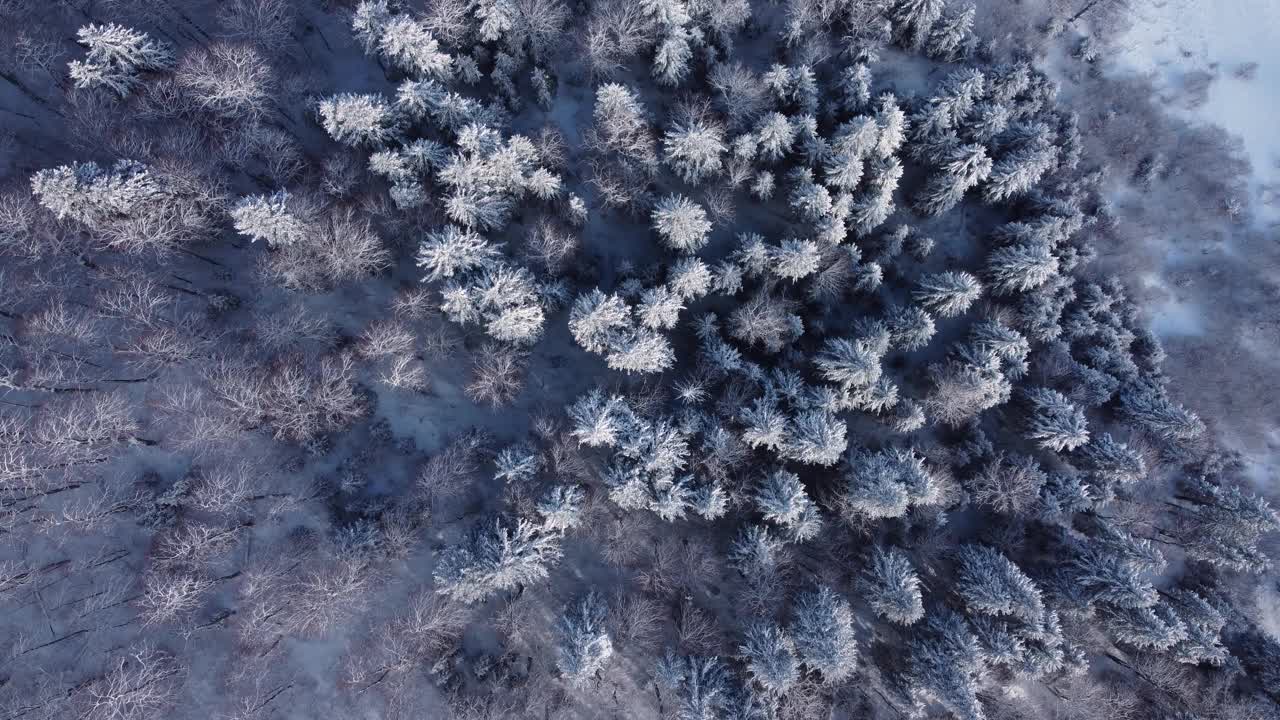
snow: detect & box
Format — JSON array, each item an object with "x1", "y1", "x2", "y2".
[{"x1": 1112, "y1": 0, "x2": 1280, "y2": 222}]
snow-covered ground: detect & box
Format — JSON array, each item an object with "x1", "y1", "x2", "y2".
[{"x1": 1114, "y1": 0, "x2": 1280, "y2": 222}]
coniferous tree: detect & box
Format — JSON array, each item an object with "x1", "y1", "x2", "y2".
[
  {"x1": 913, "y1": 272, "x2": 983, "y2": 318},
  {"x1": 556, "y1": 591, "x2": 614, "y2": 685},
  {"x1": 862, "y1": 546, "x2": 925, "y2": 625},
  {"x1": 889, "y1": 0, "x2": 946, "y2": 51},
  {"x1": 1024, "y1": 387, "x2": 1090, "y2": 452},
  {"x1": 908, "y1": 611, "x2": 987, "y2": 720},
  {"x1": 926, "y1": 3, "x2": 975, "y2": 62},
  {"x1": 790, "y1": 586, "x2": 858, "y2": 682},
  {"x1": 954, "y1": 544, "x2": 1045, "y2": 621},
  {"x1": 755, "y1": 469, "x2": 822, "y2": 542},
  {"x1": 652, "y1": 194, "x2": 713, "y2": 254},
  {"x1": 434, "y1": 517, "x2": 563, "y2": 604},
  {"x1": 318, "y1": 93, "x2": 403, "y2": 148},
  {"x1": 231, "y1": 191, "x2": 309, "y2": 248},
  {"x1": 664, "y1": 115, "x2": 727, "y2": 185},
  {"x1": 69, "y1": 23, "x2": 173, "y2": 96},
  {"x1": 740, "y1": 621, "x2": 799, "y2": 696}
]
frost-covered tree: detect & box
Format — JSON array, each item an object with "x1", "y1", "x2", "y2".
[
  {"x1": 984, "y1": 138, "x2": 1058, "y2": 203},
  {"x1": 652, "y1": 194, "x2": 712, "y2": 253},
  {"x1": 985, "y1": 242, "x2": 1059, "y2": 294},
  {"x1": 842, "y1": 445, "x2": 938, "y2": 520},
  {"x1": 1024, "y1": 388, "x2": 1090, "y2": 452},
  {"x1": 769, "y1": 239, "x2": 822, "y2": 281},
  {"x1": 30, "y1": 160, "x2": 163, "y2": 225},
  {"x1": 1103, "y1": 603, "x2": 1188, "y2": 652},
  {"x1": 926, "y1": 3, "x2": 975, "y2": 62},
  {"x1": 537, "y1": 485, "x2": 586, "y2": 532},
  {"x1": 567, "y1": 389, "x2": 631, "y2": 447},
  {"x1": 862, "y1": 546, "x2": 925, "y2": 625},
  {"x1": 890, "y1": 0, "x2": 946, "y2": 51},
  {"x1": 783, "y1": 409, "x2": 847, "y2": 466},
  {"x1": 886, "y1": 304, "x2": 937, "y2": 351},
  {"x1": 557, "y1": 591, "x2": 614, "y2": 685},
  {"x1": 908, "y1": 611, "x2": 987, "y2": 720},
  {"x1": 755, "y1": 469, "x2": 821, "y2": 542},
  {"x1": 916, "y1": 143, "x2": 992, "y2": 216},
  {"x1": 1177, "y1": 475, "x2": 1280, "y2": 573},
  {"x1": 664, "y1": 115, "x2": 726, "y2": 185},
  {"x1": 740, "y1": 621, "x2": 798, "y2": 696},
  {"x1": 815, "y1": 336, "x2": 885, "y2": 390},
  {"x1": 69, "y1": 23, "x2": 173, "y2": 96},
  {"x1": 755, "y1": 112, "x2": 796, "y2": 163},
  {"x1": 954, "y1": 544, "x2": 1044, "y2": 621},
  {"x1": 1166, "y1": 589, "x2": 1228, "y2": 666},
  {"x1": 637, "y1": 286, "x2": 685, "y2": 330},
  {"x1": 668, "y1": 257, "x2": 714, "y2": 300},
  {"x1": 376, "y1": 15, "x2": 453, "y2": 79},
  {"x1": 790, "y1": 586, "x2": 858, "y2": 683},
  {"x1": 569, "y1": 290, "x2": 633, "y2": 354},
  {"x1": 1075, "y1": 433, "x2": 1145, "y2": 486},
  {"x1": 655, "y1": 652, "x2": 731, "y2": 720},
  {"x1": 913, "y1": 272, "x2": 983, "y2": 318},
  {"x1": 231, "y1": 191, "x2": 309, "y2": 248},
  {"x1": 434, "y1": 517, "x2": 563, "y2": 603},
  {"x1": 416, "y1": 225, "x2": 503, "y2": 282},
  {"x1": 318, "y1": 93, "x2": 402, "y2": 148},
  {"x1": 592, "y1": 83, "x2": 659, "y2": 171},
  {"x1": 1119, "y1": 379, "x2": 1205, "y2": 444}
]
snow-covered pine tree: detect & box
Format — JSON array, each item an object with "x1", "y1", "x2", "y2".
[
  {"x1": 556, "y1": 591, "x2": 614, "y2": 685},
  {"x1": 31, "y1": 160, "x2": 162, "y2": 225},
  {"x1": 69, "y1": 24, "x2": 173, "y2": 97},
  {"x1": 889, "y1": 0, "x2": 946, "y2": 52},
  {"x1": 954, "y1": 544, "x2": 1045, "y2": 620},
  {"x1": 754, "y1": 469, "x2": 822, "y2": 542},
  {"x1": 652, "y1": 194, "x2": 712, "y2": 254},
  {"x1": 789, "y1": 586, "x2": 858, "y2": 682},
  {"x1": 416, "y1": 225, "x2": 504, "y2": 282},
  {"x1": 913, "y1": 272, "x2": 983, "y2": 318},
  {"x1": 925, "y1": 3, "x2": 975, "y2": 62},
  {"x1": 985, "y1": 242, "x2": 1060, "y2": 294},
  {"x1": 318, "y1": 93, "x2": 403, "y2": 148},
  {"x1": 862, "y1": 546, "x2": 925, "y2": 625},
  {"x1": 908, "y1": 611, "x2": 987, "y2": 720},
  {"x1": 740, "y1": 621, "x2": 799, "y2": 696},
  {"x1": 377, "y1": 15, "x2": 453, "y2": 79},
  {"x1": 1024, "y1": 387, "x2": 1090, "y2": 452},
  {"x1": 664, "y1": 115, "x2": 727, "y2": 185},
  {"x1": 231, "y1": 191, "x2": 309, "y2": 248}
]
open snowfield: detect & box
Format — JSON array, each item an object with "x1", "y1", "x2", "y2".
[{"x1": 1115, "y1": 0, "x2": 1280, "y2": 222}]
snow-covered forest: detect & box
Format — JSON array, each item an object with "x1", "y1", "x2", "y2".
[{"x1": 1, "y1": 0, "x2": 1278, "y2": 719}]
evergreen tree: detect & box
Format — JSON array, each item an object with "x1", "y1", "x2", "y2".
[
  {"x1": 31, "y1": 160, "x2": 162, "y2": 225},
  {"x1": 790, "y1": 586, "x2": 858, "y2": 682},
  {"x1": 862, "y1": 546, "x2": 925, "y2": 625},
  {"x1": 416, "y1": 225, "x2": 504, "y2": 282},
  {"x1": 1024, "y1": 388, "x2": 1090, "y2": 452},
  {"x1": 769, "y1": 239, "x2": 822, "y2": 281},
  {"x1": 318, "y1": 93, "x2": 403, "y2": 148},
  {"x1": 985, "y1": 242, "x2": 1059, "y2": 294},
  {"x1": 886, "y1": 304, "x2": 937, "y2": 351},
  {"x1": 926, "y1": 3, "x2": 975, "y2": 62},
  {"x1": 740, "y1": 621, "x2": 798, "y2": 696},
  {"x1": 913, "y1": 272, "x2": 983, "y2": 318},
  {"x1": 815, "y1": 337, "x2": 884, "y2": 390},
  {"x1": 606, "y1": 329, "x2": 677, "y2": 374},
  {"x1": 653, "y1": 194, "x2": 713, "y2": 254},
  {"x1": 1103, "y1": 603, "x2": 1188, "y2": 652},
  {"x1": 377, "y1": 15, "x2": 453, "y2": 79},
  {"x1": 69, "y1": 24, "x2": 173, "y2": 97},
  {"x1": 755, "y1": 469, "x2": 822, "y2": 542},
  {"x1": 556, "y1": 591, "x2": 614, "y2": 685},
  {"x1": 908, "y1": 611, "x2": 987, "y2": 720},
  {"x1": 890, "y1": 0, "x2": 946, "y2": 52},
  {"x1": 954, "y1": 544, "x2": 1045, "y2": 620},
  {"x1": 434, "y1": 517, "x2": 563, "y2": 603},
  {"x1": 567, "y1": 389, "x2": 632, "y2": 448},
  {"x1": 668, "y1": 257, "x2": 714, "y2": 300},
  {"x1": 664, "y1": 117, "x2": 727, "y2": 185},
  {"x1": 231, "y1": 191, "x2": 309, "y2": 248},
  {"x1": 569, "y1": 290, "x2": 633, "y2": 355},
  {"x1": 655, "y1": 652, "x2": 731, "y2": 720},
  {"x1": 755, "y1": 112, "x2": 796, "y2": 163},
  {"x1": 730, "y1": 524, "x2": 787, "y2": 573},
  {"x1": 782, "y1": 410, "x2": 847, "y2": 466},
  {"x1": 1119, "y1": 379, "x2": 1206, "y2": 444},
  {"x1": 1167, "y1": 589, "x2": 1228, "y2": 666},
  {"x1": 842, "y1": 446, "x2": 938, "y2": 520}
]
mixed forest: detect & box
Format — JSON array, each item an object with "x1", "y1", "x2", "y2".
[{"x1": 0, "y1": 0, "x2": 1277, "y2": 719}]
